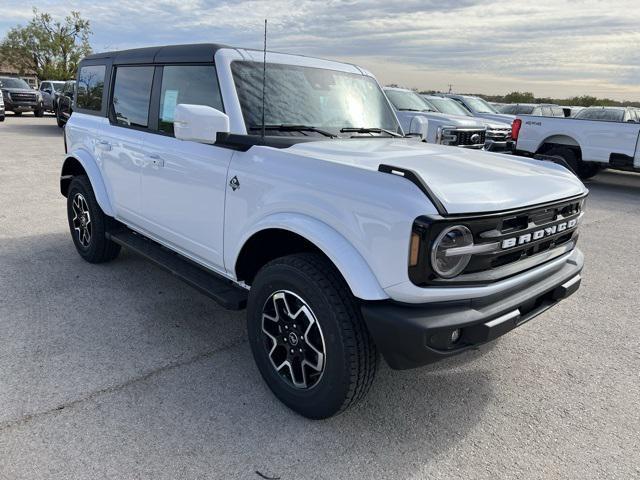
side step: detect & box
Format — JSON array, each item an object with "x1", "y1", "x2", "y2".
[{"x1": 106, "y1": 229, "x2": 248, "y2": 310}]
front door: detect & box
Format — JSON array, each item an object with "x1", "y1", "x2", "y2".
[{"x1": 138, "y1": 64, "x2": 230, "y2": 272}]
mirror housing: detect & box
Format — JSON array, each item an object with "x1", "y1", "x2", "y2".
[
  {"x1": 408, "y1": 116, "x2": 429, "y2": 141},
  {"x1": 174, "y1": 104, "x2": 230, "y2": 144},
  {"x1": 44, "y1": 88, "x2": 52, "y2": 94}
]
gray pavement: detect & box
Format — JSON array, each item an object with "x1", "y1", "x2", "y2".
[{"x1": 0, "y1": 115, "x2": 638, "y2": 479}]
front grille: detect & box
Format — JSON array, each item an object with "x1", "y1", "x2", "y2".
[
  {"x1": 486, "y1": 128, "x2": 511, "y2": 142},
  {"x1": 409, "y1": 196, "x2": 585, "y2": 286},
  {"x1": 10, "y1": 92, "x2": 37, "y2": 103},
  {"x1": 455, "y1": 129, "x2": 485, "y2": 146}
]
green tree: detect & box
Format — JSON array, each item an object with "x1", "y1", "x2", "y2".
[
  {"x1": 503, "y1": 91, "x2": 536, "y2": 104},
  {"x1": 0, "y1": 9, "x2": 92, "y2": 81}
]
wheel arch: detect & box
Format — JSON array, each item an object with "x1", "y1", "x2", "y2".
[
  {"x1": 61, "y1": 151, "x2": 114, "y2": 216},
  {"x1": 233, "y1": 214, "x2": 388, "y2": 301},
  {"x1": 536, "y1": 135, "x2": 581, "y2": 157}
]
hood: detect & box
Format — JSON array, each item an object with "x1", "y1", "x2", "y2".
[
  {"x1": 285, "y1": 138, "x2": 586, "y2": 214},
  {"x1": 474, "y1": 112, "x2": 515, "y2": 123},
  {"x1": 397, "y1": 110, "x2": 486, "y2": 128}
]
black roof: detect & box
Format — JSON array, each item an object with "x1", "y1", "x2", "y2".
[{"x1": 82, "y1": 43, "x2": 229, "y2": 65}]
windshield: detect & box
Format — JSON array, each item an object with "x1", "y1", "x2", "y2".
[
  {"x1": 462, "y1": 96, "x2": 498, "y2": 114},
  {"x1": 0, "y1": 78, "x2": 31, "y2": 89},
  {"x1": 231, "y1": 61, "x2": 400, "y2": 137},
  {"x1": 385, "y1": 89, "x2": 433, "y2": 112},
  {"x1": 426, "y1": 96, "x2": 471, "y2": 116}
]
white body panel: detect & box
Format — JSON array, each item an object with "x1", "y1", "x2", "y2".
[
  {"x1": 138, "y1": 134, "x2": 232, "y2": 271},
  {"x1": 64, "y1": 47, "x2": 588, "y2": 305},
  {"x1": 515, "y1": 115, "x2": 640, "y2": 168}
]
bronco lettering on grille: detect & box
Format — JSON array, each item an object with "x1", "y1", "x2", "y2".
[{"x1": 501, "y1": 218, "x2": 578, "y2": 249}]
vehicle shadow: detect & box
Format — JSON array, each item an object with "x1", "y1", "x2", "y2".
[
  {"x1": 1, "y1": 230, "x2": 494, "y2": 477},
  {"x1": 584, "y1": 169, "x2": 640, "y2": 198},
  {"x1": 0, "y1": 119, "x2": 62, "y2": 137}
]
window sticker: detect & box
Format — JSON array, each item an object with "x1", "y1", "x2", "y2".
[{"x1": 162, "y1": 89, "x2": 179, "y2": 121}]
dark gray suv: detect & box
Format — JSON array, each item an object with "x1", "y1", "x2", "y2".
[{"x1": 0, "y1": 77, "x2": 45, "y2": 117}]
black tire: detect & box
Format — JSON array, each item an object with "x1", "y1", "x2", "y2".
[
  {"x1": 247, "y1": 253, "x2": 378, "y2": 419},
  {"x1": 0, "y1": 115, "x2": 4, "y2": 122},
  {"x1": 67, "y1": 175, "x2": 121, "y2": 263},
  {"x1": 56, "y1": 108, "x2": 65, "y2": 128},
  {"x1": 13, "y1": 111, "x2": 22, "y2": 117},
  {"x1": 546, "y1": 146, "x2": 600, "y2": 180},
  {"x1": 34, "y1": 107, "x2": 44, "y2": 117}
]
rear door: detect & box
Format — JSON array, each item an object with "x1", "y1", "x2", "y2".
[
  {"x1": 98, "y1": 65, "x2": 155, "y2": 225},
  {"x1": 138, "y1": 64, "x2": 232, "y2": 272}
]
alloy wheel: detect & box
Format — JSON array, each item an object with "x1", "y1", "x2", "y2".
[
  {"x1": 71, "y1": 193, "x2": 92, "y2": 248},
  {"x1": 261, "y1": 290, "x2": 326, "y2": 389}
]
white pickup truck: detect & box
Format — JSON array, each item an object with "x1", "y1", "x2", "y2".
[
  {"x1": 62, "y1": 43, "x2": 587, "y2": 418},
  {"x1": 512, "y1": 112, "x2": 640, "y2": 179}
]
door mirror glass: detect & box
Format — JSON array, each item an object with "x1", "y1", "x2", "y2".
[
  {"x1": 174, "y1": 104, "x2": 230, "y2": 144},
  {"x1": 45, "y1": 88, "x2": 52, "y2": 94}
]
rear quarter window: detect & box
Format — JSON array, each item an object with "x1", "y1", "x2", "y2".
[{"x1": 77, "y1": 65, "x2": 106, "y2": 111}]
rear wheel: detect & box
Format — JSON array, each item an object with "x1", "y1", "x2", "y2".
[
  {"x1": 247, "y1": 253, "x2": 378, "y2": 419},
  {"x1": 34, "y1": 107, "x2": 44, "y2": 117},
  {"x1": 66, "y1": 175, "x2": 121, "y2": 263},
  {"x1": 13, "y1": 111, "x2": 22, "y2": 117},
  {"x1": 546, "y1": 146, "x2": 600, "y2": 180}
]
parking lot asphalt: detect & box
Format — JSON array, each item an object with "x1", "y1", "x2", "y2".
[{"x1": 0, "y1": 115, "x2": 638, "y2": 480}]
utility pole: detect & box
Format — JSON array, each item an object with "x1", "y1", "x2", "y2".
[{"x1": 448, "y1": 83, "x2": 453, "y2": 93}]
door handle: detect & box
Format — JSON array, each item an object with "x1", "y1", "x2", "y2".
[
  {"x1": 147, "y1": 153, "x2": 164, "y2": 167},
  {"x1": 96, "y1": 140, "x2": 112, "y2": 151}
]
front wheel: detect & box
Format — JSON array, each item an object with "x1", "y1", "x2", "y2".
[
  {"x1": 34, "y1": 107, "x2": 44, "y2": 117},
  {"x1": 66, "y1": 175, "x2": 121, "y2": 263},
  {"x1": 56, "y1": 108, "x2": 65, "y2": 128},
  {"x1": 247, "y1": 253, "x2": 378, "y2": 419}
]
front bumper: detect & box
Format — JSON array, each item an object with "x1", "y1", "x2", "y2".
[
  {"x1": 5, "y1": 100, "x2": 41, "y2": 112},
  {"x1": 361, "y1": 249, "x2": 583, "y2": 369}
]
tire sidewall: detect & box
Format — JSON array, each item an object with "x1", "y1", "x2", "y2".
[{"x1": 247, "y1": 261, "x2": 353, "y2": 418}]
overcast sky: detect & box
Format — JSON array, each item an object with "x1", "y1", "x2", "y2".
[{"x1": 2, "y1": 0, "x2": 640, "y2": 100}]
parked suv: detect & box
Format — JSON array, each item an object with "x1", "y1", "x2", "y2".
[
  {"x1": 0, "y1": 89, "x2": 5, "y2": 121},
  {"x1": 56, "y1": 80, "x2": 75, "y2": 127},
  {"x1": 0, "y1": 76, "x2": 45, "y2": 116},
  {"x1": 62, "y1": 44, "x2": 587, "y2": 418},
  {"x1": 39, "y1": 80, "x2": 65, "y2": 112},
  {"x1": 384, "y1": 87, "x2": 487, "y2": 149}
]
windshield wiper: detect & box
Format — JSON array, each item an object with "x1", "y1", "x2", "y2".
[
  {"x1": 339, "y1": 127, "x2": 403, "y2": 138},
  {"x1": 248, "y1": 124, "x2": 336, "y2": 138}
]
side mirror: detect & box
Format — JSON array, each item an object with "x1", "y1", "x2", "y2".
[
  {"x1": 65, "y1": 91, "x2": 74, "y2": 99},
  {"x1": 44, "y1": 88, "x2": 52, "y2": 94},
  {"x1": 174, "y1": 104, "x2": 230, "y2": 144},
  {"x1": 408, "y1": 116, "x2": 429, "y2": 141}
]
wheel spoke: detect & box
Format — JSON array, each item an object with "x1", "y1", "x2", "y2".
[{"x1": 261, "y1": 290, "x2": 326, "y2": 390}]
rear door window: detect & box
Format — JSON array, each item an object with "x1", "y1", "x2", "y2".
[
  {"x1": 111, "y1": 66, "x2": 154, "y2": 128},
  {"x1": 158, "y1": 65, "x2": 223, "y2": 135}
]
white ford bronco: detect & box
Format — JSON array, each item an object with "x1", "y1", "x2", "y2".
[{"x1": 62, "y1": 43, "x2": 587, "y2": 418}]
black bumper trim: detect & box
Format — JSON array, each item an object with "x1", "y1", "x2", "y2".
[{"x1": 361, "y1": 258, "x2": 582, "y2": 370}]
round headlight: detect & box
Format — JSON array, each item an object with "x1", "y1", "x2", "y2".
[{"x1": 430, "y1": 225, "x2": 473, "y2": 279}]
